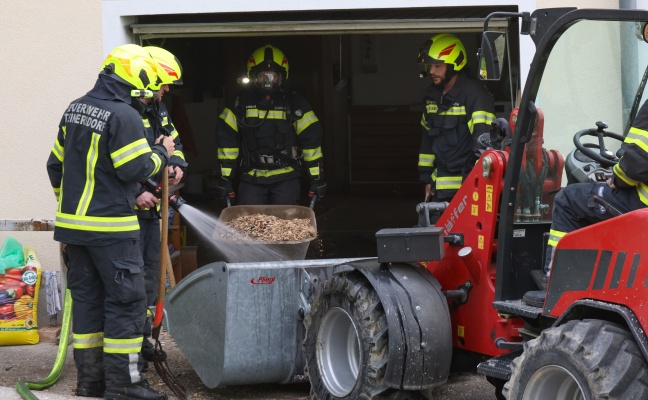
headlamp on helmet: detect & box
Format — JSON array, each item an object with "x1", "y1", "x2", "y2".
[{"x1": 131, "y1": 90, "x2": 155, "y2": 98}]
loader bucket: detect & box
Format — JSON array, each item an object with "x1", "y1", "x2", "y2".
[{"x1": 215, "y1": 205, "x2": 317, "y2": 262}]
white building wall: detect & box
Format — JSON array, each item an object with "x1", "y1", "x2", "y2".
[
  {"x1": 534, "y1": 0, "x2": 645, "y2": 163},
  {"x1": 0, "y1": 1, "x2": 102, "y2": 271}
]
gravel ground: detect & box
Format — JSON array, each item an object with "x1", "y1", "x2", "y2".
[{"x1": 0, "y1": 329, "x2": 498, "y2": 400}]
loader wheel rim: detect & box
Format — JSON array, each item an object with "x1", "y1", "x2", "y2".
[
  {"x1": 316, "y1": 306, "x2": 361, "y2": 397},
  {"x1": 523, "y1": 365, "x2": 585, "y2": 400}
]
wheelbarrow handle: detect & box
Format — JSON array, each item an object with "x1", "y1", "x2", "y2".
[
  {"x1": 224, "y1": 192, "x2": 236, "y2": 208},
  {"x1": 309, "y1": 194, "x2": 318, "y2": 209}
]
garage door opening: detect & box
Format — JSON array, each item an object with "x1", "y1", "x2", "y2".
[{"x1": 132, "y1": 6, "x2": 519, "y2": 261}]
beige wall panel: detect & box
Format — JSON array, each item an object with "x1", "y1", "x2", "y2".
[{"x1": 0, "y1": 1, "x2": 102, "y2": 271}]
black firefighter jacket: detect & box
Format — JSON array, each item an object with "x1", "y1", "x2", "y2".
[
  {"x1": 135, "y1": 100, "x2": 187, "y2": 219},
  {"x1": 613, "y1": 99, "x2": 648, "y2": 206},
  {"x1": 418, "y1": 74, "x2": 496, "y2": 199},
  {"x1": 47, "y1": 75, "x2": 169, "y2": 246},
  {"x1": 215, "y1": 88, "x2": 324, "y2": 185}
]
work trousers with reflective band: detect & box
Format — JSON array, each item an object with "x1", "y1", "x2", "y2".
[
  {"x1": 66, "y1": 240, "x2": 146, "y2": 387},
  {"x1": 544, "y1": 182, "x2": 645, "y2": 274},
  {"x1": 139, "y1": 217, "x2": 160, "y2": 339},
  {"x1": 238, "y1": 178, "x2": 300, "y2": 205},
  {"x1": 431, "y1": 171, "x2": 462, "y2": 201}
]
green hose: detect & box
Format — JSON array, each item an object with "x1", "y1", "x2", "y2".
[{"x1": 15, "y1": 289, "x2": 72, "y2": 400}]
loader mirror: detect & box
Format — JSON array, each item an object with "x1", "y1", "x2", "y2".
[{"x1": 479, "y1": 31, "x2": 506, "y2": 81}]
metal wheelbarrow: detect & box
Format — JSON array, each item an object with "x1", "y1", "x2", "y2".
[{"x1": 213, "y1": 205, "x2": 317, "y2": 262}]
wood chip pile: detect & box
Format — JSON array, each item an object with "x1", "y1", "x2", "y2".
[{"x1": 221, "y1": 214, "x2": 317, "y2": 242}]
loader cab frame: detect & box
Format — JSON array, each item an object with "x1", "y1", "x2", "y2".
[{"x1": 486, "y1": 8, "x2": 648, "y2": 301}]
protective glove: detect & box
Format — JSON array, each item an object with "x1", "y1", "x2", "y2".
[
  {"x1": 309, "y1": 177, "x2": 327, "y2": 199},
  {"x1": 216, "y1": 177, "x2": 235, "y2": 204}
]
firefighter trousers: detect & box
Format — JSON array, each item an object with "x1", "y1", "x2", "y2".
[
  {"x1": 66, "y1": 240, "x2": 146, "y2": 387},
  {"x1": 138, "y1": 217, "x2": 160, "y2": 339},
  {"x1": 544, "y1": 181, "x2": 645, "y2": 274},
  {"x1": 238, "y1": 178, "x2": 300, "y2": 205}
]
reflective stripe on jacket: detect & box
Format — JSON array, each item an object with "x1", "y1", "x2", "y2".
[
  {"x1": 47, "y1": 78, "x2": 167, "y2": 245},
  {"x1": 215, "y1": 89, "x2": 324, "y2": 185},
  {"x1": 418, "y1": 74, "x2": 496, "y2": 198},
  {"x1": 613, "y1": 100, "x2": 648, "y2": 206},
  {"x1": 136, "y1": 101, "x2": 186, "y2": 219}
]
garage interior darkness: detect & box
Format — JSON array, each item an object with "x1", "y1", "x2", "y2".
[{"x1": 133, "y1": 6, "x2": 520, "y2": 264}]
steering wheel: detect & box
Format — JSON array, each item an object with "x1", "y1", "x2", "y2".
[{"x1": 573, "y1": 121, "x2": 625, "y2": 168}]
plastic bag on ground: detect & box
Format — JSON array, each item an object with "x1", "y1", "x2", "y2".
[{"x1": 0, "y1": 237, "x2": 24, "y2": 273}]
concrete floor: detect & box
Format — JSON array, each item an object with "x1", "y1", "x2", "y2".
[{"x1": 0, "y1": 330, "x2": 497, "y2": 400}]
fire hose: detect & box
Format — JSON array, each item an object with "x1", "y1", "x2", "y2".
[
  {"x1": 15, "y1": 289, "x2": 72, "y2": 400},
  {"x1": 141, "y1": 174, "x2": 186, "y2": 213},
  {"x1": 15, "y1": 186, "x2": 186, "y2": 400},
  {"x1": 16, "y1": 130, "x2": 186, "y2": 398}
]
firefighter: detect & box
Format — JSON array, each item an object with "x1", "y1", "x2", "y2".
[
  {"x1": 215, "y1": 44, "x2": 326, "y2": 205},
  {"x1": 46, "y1": 44, "x2": 174, "y2": 400},
  {"x1": 134, "y1": 46, "x2": 187, "y2": 371},
  {"x1": 417, "y1": 33, "x2": 496, "y2": 203},
  {"x1": 541, "y1": 100, "x2": 648, "y2": 284}
]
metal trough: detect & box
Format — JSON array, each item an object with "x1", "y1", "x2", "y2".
[
  {"x1": 164, "y1": 258, "x2": 369, "y2": 388},
  {"x1": 215, "y1": 205, "x2": 317, "y2": 262}
]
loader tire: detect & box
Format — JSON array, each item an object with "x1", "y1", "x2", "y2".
[
  {"x1": 503, "y1": 319, "x2": 648, "y2": 400},
  {"x1": 304, "y1": 271, "x2": 391, "y2": 400}
]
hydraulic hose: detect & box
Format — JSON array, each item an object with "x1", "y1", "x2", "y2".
[{"x1": 15, "y1": 289, "x2": 72, "y2": 400}]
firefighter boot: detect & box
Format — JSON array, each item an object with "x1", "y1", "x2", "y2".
[
  {"x1": 530, "y1": 270, "x2": 548, "y2": 290},
  {"x1": 75, "y1": 347, "x2": 106, "y2": 397},
  {"x1": 104, "y1": 379, "x2": 168, "y2": 400},
  {"x1": 522, "y1": 290, "x2": 546, "y2": 308},
  {"x1": 77, "y1": 381, "x2": 106, "y2": 397}
]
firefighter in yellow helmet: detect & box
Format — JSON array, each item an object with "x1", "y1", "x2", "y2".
[
  {"x1": 215, "y1": 44, "x2": 326, "y2": 205},
  {"x1": 47, "y1": 43, "x2": 173, "y2": 400},
  {"x1": 132, "y1": 45, "x2": 187, "y2": 372},
  {"x1": 417, "y1": 33, "x2": 496, "y2": 208}
]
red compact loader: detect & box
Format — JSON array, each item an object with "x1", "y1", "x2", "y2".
[{"x1": 164, "y1": 8, "x2": 648, "y2": 399}]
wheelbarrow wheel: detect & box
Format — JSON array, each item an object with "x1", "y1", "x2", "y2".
[{"x1": 304, "y1": 271, "x2": 390, "y2": 400}]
